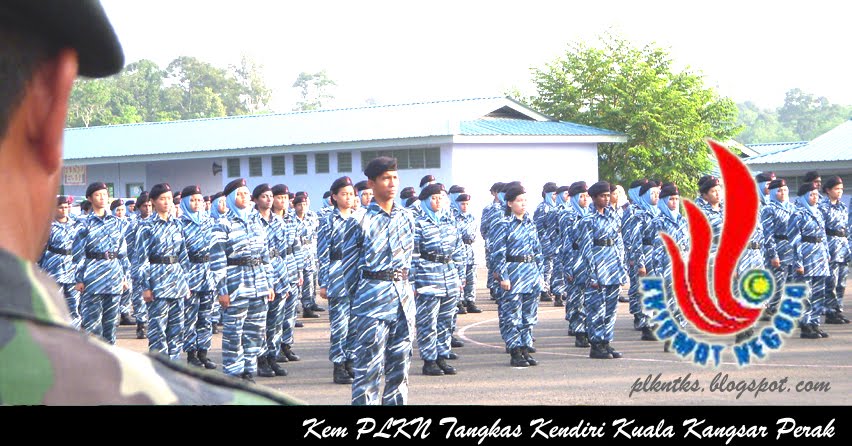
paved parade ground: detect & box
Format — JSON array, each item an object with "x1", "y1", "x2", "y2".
[{"x1": 115, "y1": 269, "x2": 852, "y2": 405}]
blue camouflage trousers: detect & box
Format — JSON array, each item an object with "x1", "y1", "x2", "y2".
[
  {"x1": 541, "y1": 257, "x2": 553, "y2": 295},
  {"x1": 825, "y1": 262, "x2": 847, "y2": 315},
  {"x1": 351, "y1": 308, "x2": 412, "y2": 406},
  {"x1": 280, "y1": 283, "x2": 299, "y2": 346},
  {"x1": 262, "y1": 292, "x2": 286, "y2": 359},
  {"x1": 564, "y1": 281, "x2": 586, "y2": 334},
  {"x1": 59, "y1": 283, "x2": 80, "y2": 330},
  {"x1": 80, "y1": 291, "x2": 120, "y2": 344},
  {"x1": 301, "y1": 270, "x2": 317, "y2": 310},
  {"x1": 126, "y1": 284, "x2": 148, "y2": 324},
  {"x1": 222, "y1": 293, "x2": 268, "y2": 377},
  {"x1": 463, "y1": 264, "x2": 476, "y2": 304},
  {"x1": 497, "y1": 292, "x2": 539, "y2": 349},
  {"x1": 800, "y1": 276, "x2": 827, "y2": 326},
  {"x1": 585, "y1": 285, "x2": 620, "y2": 343},
  {"x1": 147, "y1": 297, "x2": 185, "y2": 360},
  {"x1": 183, "y1": 291, "x2": 215, "y2": 352},
  {"x1": 328, "y1": 294, "x2": 356, "y2": 364},
  {"x1": 628, "y1": 266, "x2": 649, "y2": 328},
  {"x1": 767, "y1": 264, "x2": 792, "y2": 312},
  {"x1": 415, "y1": 293, "x2": 457, "y2": 361}
]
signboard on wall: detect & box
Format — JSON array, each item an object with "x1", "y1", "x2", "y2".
[{"x1": 63, "y1": 165, "x2": 87, "y2": 186}]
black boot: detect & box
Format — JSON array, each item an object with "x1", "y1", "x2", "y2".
[
  {"x1": 466, "y1": 302, "x2": 482, "y2": 313},
  {"x1": 457, "y1": 302, "x2": 467, "y2": 314},
  {"x1": 436, "y1": 357, "x2": 457, "y2": 375},
  {"x1": 800, "y1": 323, "x2": 820, "y2": 339},
  {"x1": 295, "y1": 320, "x2": 304, "y2": 327},
  {"x1": 275, "y1": 349, "x2": 289, "y2": 363},
  {"x1": 240, "y1": 371, "x2": 255, "y2": 384},
  {"x1": 663, "y1": 340, "x2": 672, "y2": 352},
  {"x1": 211, "y1": 324, "x2": 219, "y2": 334},
  {"x1": 197, "y1": 349, "x2": 217, "y2": 370},
  {"x1": 540, "y1": 292, "x2": 553, "y2": 302},
  {"x1": 303, "y1": 308, "x2": 320, "y2": 318},
  {"x1": 136, "y1": 322, "x2": 146, "y2": 339},
  {"x1": 333, "y1": 362, "x2": 353, "y2": 384},
  {"x1": 256, "y1": 356, "x2": 275, "y2": 378},
  {"x1": 640, "y1": 326, "x2": 657, "y2": 341},
  {"x1": 734, "y1": 328, "x2": 754, "y2": 344},
  {"x1": 527, "y1": 345, "x2": 536, "y2": 353},
  {"x1": 268, "y1": 354, "x2": 288, "y2": 376},
  {"x1": 345, "y1": 360, "x2": 355, "y2": 378},
  {"x1": 575, "y1": 333, "x2": 590, "y2": 348},
  {"x1": 283, "y1": 344, "x2": 300, "y2": 361},
  {"x1": 618, "y1": 295, "x2": 629, "y2": 303},
  {"x1": 521, "y1": 347, "x2": 538, "y2": 366},
  {"x1": 633, "y1": 314, "x2": 645, "y2": 331},
  {"x1": 814, "y1": 325, "x2": 830, "y2": 338},
  {"x1": 451, "y1": 336, "x2": 464, "y2": 348},
  {"x1": 824, "y1": 312, "x2": 846, "y2": 324},
  {"x1": 445, "y1": 351, "x2": 459, "y2": 360},
  {"x1": 553, "y1": 294, "x2": 564, "y2": 307},
  {"x1": 509, "y1": 347, "x2": 529, "y2": 367},
  {"x1": 604, "y1": 342, "x2": 623, "y2": 359},
  {"x1": 187, "y1": 350, "x2": 204, "y2": 368},
  {"x1": 311, "y1": 304, "x2": 326, "y2": 312},
  {"x1": 589, "y1": 342, "x2": 613, "y2": 359},
  {"x1": 120, "y1": 313, "x2": 136, "y2": 326},
  {"x1": 422, "y1": 360, "x2": 444, "y2": 376}
]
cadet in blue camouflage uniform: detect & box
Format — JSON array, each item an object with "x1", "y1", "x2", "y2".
[
  {"x1": 127, "y1": 191, "x2": 152, "y2": 338},
  {"x1": 650, "y1": 184, "x2": 690, "y2": 347},
  {"x1": 39, "y1": 196, "x2": 82, "y2": 329},
  {"x1": 179, "y1": 185, "x2": 218, "y2": 370},
  {"x1": 413, "y1": 183, "x2": 465, "y2": 376},
  {"x1": 293, "y1": 192, "x2": 323, "y2": 318},
  {"x1": 354, "y1": 180, "x2": 373, "y2": 215},
  {"x1": 621, "y1": 179, "x2": 648, "y2": 332},
  {"x1": 318, "y1": 176, "x2": 358, "y2": 384},
  {"x1": 755, "y1": 171, "x2": 776, "y2": 207},
  {"x1": 450, "y1": 188, "x2": 480, "y2": 313},
  {"x1": 491, "y1": 184, "x2": 544, "y2": 367},
  {"x1": 481, "y1": 182, "x2": 505, "y2": 300},
  {"x1": 319, "y1": 190, "x2": 334, "y2": 218},
  {"x1": 209, "y1": 191, "x2": 228, "y2": 328},
  {"x1": 559, "y1": 182, "x2": 591, "y2": 347},
  {"x1": 577, "y1": 181, "x2": 628, "y2": 359},
  {"x1": 272, "y1": 184, "x2": 306, "y2": 364},
  {"x1": 761, "y1": 178, "x2": 795, "y2": 319},
  {"x1": 210, "y1": 178, "x2": 277, "y2": 382},
  {"x1": 251, "y1": 184, "x2": 289, "y2": 378},
  {"x1": 134, "y1": 183, "x2": 191, "y2": 360},
  {"x1": 820, "y1": 176, "x2": 851, "y2": 324},
  {"x1": 534, "y1": 182, "x2": 558, "y2": 303},
  {"x1": 789, "y1": 182, "x2": 831, "y2": 339},
  {"x1": 72, "y1": 182, "x2": 132, "y2": 345},
  {"x1": 623, "y1": 180, "x2": 660, "y2": 337},
  {"x1": 546, "y1": 185, "x2": 571, "y2": 308},
  {"x1": 342, "y1": 157, "x2": 416, "y2": 405},
  {"x1": 111, "y1": 198, "x2": 136, "y2": 328}
]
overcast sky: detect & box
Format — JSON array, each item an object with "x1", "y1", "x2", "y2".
[{"x1": 101, "y1": 0, "x2": 851, "y2": 113}]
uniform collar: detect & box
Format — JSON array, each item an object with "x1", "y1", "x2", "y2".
[{"x1": 0, "y1": 248, "x2": 70, "y2": 327}]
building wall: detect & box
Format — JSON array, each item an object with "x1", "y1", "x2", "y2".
[{"x1": 62, "y1": 162, "x2": 147, "y2": 199}]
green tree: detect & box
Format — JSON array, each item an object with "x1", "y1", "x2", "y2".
[
  {"x1": 292, "y1": 70, "x2": 336, "y2": 111},
  {"x1": 735, "y1": 101, "x2": 798, "y2": 144},
  {"x1": 231, "y1": 55, "x2": 272, "y2": 114},
  {"x1": 778, "y1": 88, "x2": 849, "y2": 141},
  {"x1": 524, "y1": 33, "x2": 741, "y2": 198}
]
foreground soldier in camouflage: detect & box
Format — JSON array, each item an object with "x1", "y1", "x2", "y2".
[{"x1": 0, "y1": 0, "x2": 298, "y2": 405}]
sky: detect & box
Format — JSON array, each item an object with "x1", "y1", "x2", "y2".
[{"x1": 101, "y1": 0, "x2": 851, "y2": 113}]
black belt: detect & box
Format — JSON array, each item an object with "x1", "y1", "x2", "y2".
[
  {"x1": 774, "y1": 234, "x2": 788, "y2": 241},
  {"x1": 227, "y1": 257, "x2": 264, "y2": 266},
  {"x1": 48, "y1": 245, "x2": 72, "y2": 256},
  {"x1": 149, "y1": 255, "x2": 178, "y2": 265},
  {"x1": 362, "y1": 269, "x2": 409, "y2": 281},
  {"x1": 330, "y1": 251, "x2": 342, "y2": 261},
  {"x1": 421, "y1": 252, "x2": 451, "y2": 264},
  {"x1": 641, "y1": 238, "x2": 654, "y2": 246},
  {"x1": 801, "y1": 235, "x2": 823, "y2": 244},
  {"x1": 284, "y1": 247, "x2": 294, "y2": 256},
  {"x1": 269, "y1": 248, "x2": 281, "y2": 259},
  {"x1": 86, "y1": 251, "x2": 119, "y2": 260},
  {"x1": 189, "y1": 254, "x2": 210, "y2": 264},
  {"x1": 747, "y1": 242, "x2": 762, "y2": 250},
  {"x1": 572, "y1": 242, "x2": 579, "y2": 251},
  {"x1": 593, "y1": 238, "x2": 615, "y2": 247},
  {"x1": 827, "y1": 229, "x2": 847, "y2": 238},
  {"x1": 507, "y1": 254, "x2": 534, "y2": 263}
]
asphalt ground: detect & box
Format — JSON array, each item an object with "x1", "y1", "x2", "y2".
[{"x1": 115, "y1": 268, "x2": 851, "y2": 405}]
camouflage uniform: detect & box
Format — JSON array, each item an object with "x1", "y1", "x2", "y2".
[{"x1": 38, "y1": 217, "x2": 82, "y2": 329}]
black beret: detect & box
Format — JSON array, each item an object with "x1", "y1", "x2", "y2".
[
  {"x1": 211, "y1": 192, "x2": 224, "y2": 201},
  {"x1": 1, "y1": 0, "x2": 125, "y2": 78},
  {"x1": 630, "y1": 179, "x2": 648, "y2": 189},
  {"x1": 364, "y1": 156, "x2": 398, "y2": 180},
  {"x1": 125, "y1": 200, "x2": 135, "y2": 207},
  {"x1": 556, "y1": 185, "x2": 571, "y2": 196},
  {"x1": 80, "y1": 200, "x2": 91, "y2": 210},
  {"x1": 295, "y1": 191, "x2": 308, "y2": 198},
  {"x1": 456, "y1": 193, "x2": 471, "y2": 202},
  {"x1": 568, "y1": 181, "x2": 588, "y2": 197},
  {"x1": 490, "y1": 182, "x2": 505, "y2": 193},
  {"x1": 699, "y1": 177, "x2": 721, "y2": 194},
  {"x1": 405, "y1": 197, "x2": 418, "y2": 207},
  {"x1": 639, "y1": 180, "x2": 660, "y2": 196},
  {"x1": 172, "y1": 194, "x2": 182, "y2": 205},
  {"x1": 252, "y1": 183, "x2": 272, "y2": 199},
  {"x1": 419, "y1": 183, "x2": 446, "y2": 201},
  {"x1": 136, "y1": 191, "x2": 149, "y2": 204},
  {"x1": 182, "y1": 185, "x2": 202, "y2": 198},
  {"x1": 271, "y1": 184, "x2": 290, "y2": 197},
  {"x1": 501, "y1": 181, "x2": 522, "y2": 193},
  {"x1": 504, "y1": 185, "x2": 526, "y2": 203},
  {"x1": 110, "y1": 198, "x2": 124, "y2": 211},
  {"x1": 224, "y1": 178, "x2": 247, "y2": 197},
  {"x1": 822, "y1": 176, "x2": 842, "y2": 192},
  {"x1": 149, "y1": 183, "x2": 172, "y2": 200},
  {"x1": 449, "y1": 185, "x2": 466, "y2": 194},
  {"x1": 768, "y1": 179, "x2": 786, "y2": 190},
  {"x1": 330, "y1": 176, "x2": 353, "y2": 194},
  {"x1": 57, "y1": 195, "x2": 73, "y2": 206},
  {"x1": 587, "y1": 181, "x2": 611, "y2": 198},
  {"x1": 400, "y1": 186, "x2": 416, "y2": 199},
  {"x1": 293, "y1": 194, "x2": 307, "y2": 205},
  {"x1": 755, "y1": 172, "x2": 775, "y2": 183},
  {"x1": 354, "y1": 180, "x2": 370, "y2": 192},
  {"x1": 419, "y1": 174, "x2": 437, "y2": 188},
  {"x1": 798, "y1": 182, "x2": 818, "y2": 197},
  {"x1": 85, "y1": 182, "x2": 107, "y2": 198},
  {"x1": 541, "y1": 182, "x2": 558, "y2": 197},
  {"x1": 322, "y1": 190, "x2": 332, "y2": 199},
  {"x1": 203, "y1": 195, "x2": 212, "y2": 202},
  {"x1": 659, "y1": 184, "x2": 680, "y2": 199},
  {"x1": 803, "y1": 171, "x2": 821, "y2": 183}
]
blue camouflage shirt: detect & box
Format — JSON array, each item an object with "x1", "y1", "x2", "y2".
[
  {"x1": 413, "y1": 212, "x2": 465, "y2": 298},
  {"x1": 650, "y1": 213, "x2": 690, "y2": 283},
  {"x1": 179, "y1": 213, "x2": 218, "y2": 293},
  {"x1": 133, "y1": 214, "x2": 190, "y2": 299},
  {"x1": 577, "y1": 207, "x2": 627, "y2": 287},
  {"x1": 820, "y1": 199, "x2": 850, "y2": 264},
  {"x1": 39, "y1": 218, "x2": 81, "y2": 285},
  {"x1": 491, "y1": 212, "x2": 544, "y2": 295},
  {"x1": 278, "y1": 211, "x2": 306, "y2": 285},
  {"x1": 317, "y1": 208, "x2": 359, "y2": 298},
  {"x1": 788, "y1": 205, "x2": 830, "y2": 277},
  {"x1": 210, "y1": 211, "x2": 276, "y2": 298},
  {"x1": 257, "y1": 212, "x2": 289, "y2": 295},
  {"x1": 72, "y1": 212, "x2": 131, "y2": 294},
  {"x1": 761, "y1": 201, "x2": 796, "y2": 265}
]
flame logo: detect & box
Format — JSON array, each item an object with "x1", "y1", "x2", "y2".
[{"x1": 658, "y1": 139, "x2": 762, "y2": 334}]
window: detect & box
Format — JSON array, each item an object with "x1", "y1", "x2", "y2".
[
  {"x1": 338, "y1": 152, "x2": 352, "y2": 172},
  {"x1": 425, "y1": 147, "x2": 440, "y2": 168},
  {"x1": 105, "y1": 183, "x2": 115, "y2": 199},
  {"x1": 360, "y1": 148, "x2": 441, "y2": 170},
  {"x1": 294, "y1": 154, "x2": 308, "y2": 175},
  {"x1": 271, "y1": 155, "x2": 286, "y2": 175},
  {"x1": 126, "y1": 183, "x2": 144, "y2": 198},
  {"x1": 249, "y1": 157, "x2": 262, "y2": 177},
  {"x1": 227, "y1": 158, "x2": 241, "y2": 178},
  {"x1": 315, "y1": 153, "x2": 329, "y2": 174}
]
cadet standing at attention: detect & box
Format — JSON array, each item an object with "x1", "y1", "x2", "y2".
[
  {"x1": 39, "y1": 196, "x2": 82, "y2": 329},
  {"x1": 294, "y1": 192, "x2": 323, "y2": 318},
  {"x1": 481, "y1": 182, "x2": 504, "y2": 300},
  {"x1": 621, "y1": 179, "x2": 649, "y2": 333},
  {"x1": 789, "y1": 182, "x2": 831, "y2": 339},
  {"x1": 128, "y1": 191, "x2": 152, "y2": 339},
  {"x1": 272, "y1": 184, "x2": 306, "y2": 363},
  {"x1": 534, "y1": 182, "x2": 558, "y2": 303},
  {"x1": 342, "y1": 157, "x2": 416, "y2": 405},
  {"x1": 450, "y1": 188, "x2": 481, "y2": 314},
  {"x1": 559, "y1": 181, "x2": 591, "y2": 348},
  {"x1": 819, "y1": 176, "x2": 850, "y2": 324},
  {"x1": 761, "y1": 177, "x2": 795, "y2": 320}
]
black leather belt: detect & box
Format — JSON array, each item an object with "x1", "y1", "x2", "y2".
[
  {"x1": 774, "y1": 234, "x2": 788, "y2": 240},
  {"x1": 149, "y1": 255, "x2": 178, "y2": 264},
  {"x1": 507, "y1": 254, "x2": 534, "y2": 263},
  {"x1": 747, "y1": 242, "x2": 762, "y2": 250},
  {"x1": 269, "y1": 248, "x2": 281, "y2": 258},
  {"x1": 48, "y1": 245, "x2": 72, "y2": 256},
  {"x1": 189, "y1": 254, "x2": 210, "y2": 264},
  {"x1": 827, "y1": 229, "x2": 847, "y2": 238},
  {"x1": 421, "y1": 252, "x2": 451, "y2": 264},
  {"x1": 86, "y1": 251, "x2": 119, "y2": 260},
  {"x1": 641, "y1": 238, "x2": 654, "y2": 246},
  {"x1": 227, "y1": 257, "x2": 264, "y2": 266},
  {"x1": 801, "y1": 235, "x2": 823, "y2": 244},
  {"x1": 593, "y1": 238, "x2": 615, "y2": 247},
  {"x1": 362, "y1": 269, "x2": 409, "y2": 281},
  {"x1": 330, "y1": 251, "x2": 342, "y2": 261}
]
